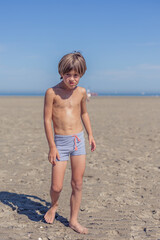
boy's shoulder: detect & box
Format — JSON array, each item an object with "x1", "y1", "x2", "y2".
[
  {"x1": 45, "y1": 87, "x2": 55, "y2": 96},
  {"x1": 77, "y1": 86, "x2": 86, "y2": 95},
  {"x1": 45, "y1": 84, "x2": 60, "y2": 96}
]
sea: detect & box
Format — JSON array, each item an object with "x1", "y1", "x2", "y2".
[{"x1": 0, "y1": 92, "x2": 160, "y2": 97}]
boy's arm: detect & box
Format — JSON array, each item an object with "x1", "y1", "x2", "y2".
[
  {"x1": 81, "y1": 89, "x2": 96, "y2": 152},
  {"x1": 44, "y1": 88, "x2": 60, "y2": 165}
]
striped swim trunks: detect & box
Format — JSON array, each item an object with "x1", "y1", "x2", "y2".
[{"x1": 54, "y1": 131, "x2": 86, "y2": 161}]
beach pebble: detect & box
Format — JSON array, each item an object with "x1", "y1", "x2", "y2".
[
  {"x1": 38, "y1": 238, "x2": 42, "y2": 240},
  {"x1": 40, "y1": 226, "x2": 43, "y2": 229},
  {"x1": 80, "y1": 208, "x2": 85, "y2": 211}
]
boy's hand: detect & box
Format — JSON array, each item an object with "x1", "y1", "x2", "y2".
[
  {"x1": 89, "y1": 135, "x2": 96, "y2": 152},
  {"x1": 48, "y1": 147, "x2": 60, "y2": 165}
]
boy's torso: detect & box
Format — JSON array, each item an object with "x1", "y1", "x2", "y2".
[{"x1": 51, "y1": 85, "x2": 84, "y2": 135}]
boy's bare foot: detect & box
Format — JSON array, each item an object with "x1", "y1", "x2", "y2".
[
  {"x1": 69, "y1": 222, "x2": 88, "y2": 234},
  {"x1": 44, "y1": 206, "x2": 57, "y2": 224}
]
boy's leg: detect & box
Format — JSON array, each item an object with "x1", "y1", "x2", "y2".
[
  {"x1": 44, "y1": 161, "x2": 67, "y2": 223},
  {"x1": 69, "y1": 155, "x2": 88, "y2": 234}
]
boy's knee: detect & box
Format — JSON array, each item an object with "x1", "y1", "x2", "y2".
[
  {"x1": 51, "y1": 184, "x2": 63, "y2": 194},
  {"x1": 71, "y1": 180, "x2": 83, "y2": 191}
]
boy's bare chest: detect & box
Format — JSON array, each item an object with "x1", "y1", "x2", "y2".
[{"x1": 54, "y1": 95, "x2": 81, "y2": 109}]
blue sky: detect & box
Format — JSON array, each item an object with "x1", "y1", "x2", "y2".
[{"x1": 0, "y1": 0, "x2": 160, "y2": 94}]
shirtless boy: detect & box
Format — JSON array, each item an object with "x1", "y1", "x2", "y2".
[{"x1": 43, "y1": 52, "x2": 96, "y2": 234}]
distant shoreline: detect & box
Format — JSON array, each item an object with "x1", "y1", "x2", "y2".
[{"x1": 0, "y1": 92, "x2": 160, "y2": 97}]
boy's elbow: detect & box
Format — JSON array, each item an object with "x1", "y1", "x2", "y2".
[
  {"x1": 81, "y1": 112, "x2": 88, "y2": 119},
  {"x1": 81, "y1": 111, "x2": 88, "y2": 116},
  {"x1": 44, "y1": 117, "x2": 52, "y2": 125}
]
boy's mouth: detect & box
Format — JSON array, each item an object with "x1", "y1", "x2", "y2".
[{"x1": 69, "y1": 81, "x2": 75, "y2": 85}]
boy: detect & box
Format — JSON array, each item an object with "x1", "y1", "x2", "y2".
[{"x1": 43, "y1": 52, "x2": 96, "y2": 234}]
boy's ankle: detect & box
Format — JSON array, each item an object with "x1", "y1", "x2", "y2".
[
  {"x1": 69, "y1": 218, "x2": 78, "y2": 224},
  {"x1": 51, "y1": 202, "x2": 58, "y2": 208}
]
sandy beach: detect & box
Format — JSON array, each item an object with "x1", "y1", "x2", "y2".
[{"x1": 0, "y1": 96, "x2": 160, "y2": 240}]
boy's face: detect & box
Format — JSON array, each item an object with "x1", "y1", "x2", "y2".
[{"x1": 61, "y1": 70, "x2": 81, "y2": 90}]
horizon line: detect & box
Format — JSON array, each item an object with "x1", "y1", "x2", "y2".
[{"x1": 0, "y1": 91, "x2": 160, "y2": 97}]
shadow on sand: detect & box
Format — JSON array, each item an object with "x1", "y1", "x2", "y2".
[{"x1": 0, "y1": 191, "x2": 69, "y2": 226}]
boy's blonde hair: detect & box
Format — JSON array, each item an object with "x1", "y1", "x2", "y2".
[{"x1": 58, "y1": 52, "x2": 87, "y2": 79}]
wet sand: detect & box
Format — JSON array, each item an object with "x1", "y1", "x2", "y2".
[{"x1": 0, "y1": 96, "x2": 160, "y2": 240}]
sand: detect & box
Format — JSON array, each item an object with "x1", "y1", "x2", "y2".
[{"x1": 0, "y1": 96, "x2": 160, "y2": 240}]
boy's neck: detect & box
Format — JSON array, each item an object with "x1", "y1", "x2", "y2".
[{"x1": 60, "y1": 81, "x2": 77, "y2": 91}]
